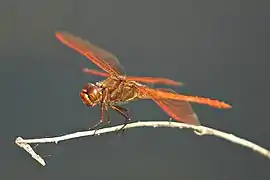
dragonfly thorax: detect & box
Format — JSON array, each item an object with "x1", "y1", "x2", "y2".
[{"x1": 80, "y1": 83, "x2": 102, "y2": 107}]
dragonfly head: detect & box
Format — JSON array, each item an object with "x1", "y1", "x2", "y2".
[{"x1": 80, "y1": 83, "x2": 102, "y2": 107}]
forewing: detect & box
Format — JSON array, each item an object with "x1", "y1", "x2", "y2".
[
  {"x1": 56, "y1": 31, "x2": 125, "y2": 77},
  {"x1": 137, "y1": 86, "x2": 200, "y2": 125}
]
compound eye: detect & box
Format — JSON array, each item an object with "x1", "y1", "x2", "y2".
[{"x1": 85, "y1": 84, "x2": 99, "y2": 95}]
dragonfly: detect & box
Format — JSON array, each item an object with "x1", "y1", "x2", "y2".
[{"x1": 55, "y1": 31, "x2": 232, "y2": 131}]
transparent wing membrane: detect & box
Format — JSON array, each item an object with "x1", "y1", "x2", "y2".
[
  {"x1": 56, "y1": 31, "x2": 125, "y2": 77},
  {"x1": 83, "y1": 68, "x2": 183, "y2": 86},
  {"x1": 137, "y1": 87, "x2": 200, "y2": 125}
]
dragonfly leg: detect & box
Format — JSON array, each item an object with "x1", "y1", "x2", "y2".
[
  {"x1": 104, "y1": 105, "x2": 110, "y2": 123},
  {"x1": 111, "y1": 105, "x2": 131, "y2": 134},
  {"x1": 102, "y1": 88, "x2": 110, "y2": 124},
  {"x1": 113, "y1": 82, "x2": 132, "y2": 131},
  {"x1": 92, "y1": 107, "x2": 112, "y2": 136},
  {"x1": 90, "y1": 88, "x2": 109, "y2": 136},
  {"x1": 89, "y1": 116, "x2": 103, "y2": 136}
]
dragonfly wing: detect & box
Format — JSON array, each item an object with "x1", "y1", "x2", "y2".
[
  {"x1": 125, "y1": 76, "x2": 183, "y2": 86},
  {"x1": 83, "y1": 68, "x2": 110, "y2": 78},
  {"x1": 139, "y1": 86, "x2": 232, "y2": 109},
  {"x1": 137, "y1": 86, "x2": 200, "y2": 125},
  {"x1": 83, "y1": 68, "x2": 183, "y2": 86},
  {"x1": 56, "y1": 31, "x2": 125, "y2": 77}
]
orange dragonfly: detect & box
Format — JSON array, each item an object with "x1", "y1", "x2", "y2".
[{"x1": 55, "y1": 31, "x2": 232, "y2": 130}]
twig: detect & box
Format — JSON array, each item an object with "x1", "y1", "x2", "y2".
[
  {"x1": 15, "y1": 137, "x2": 46, "y2": 166},
  {"x1": 15, "y1": 121, "x2": 270, "y2": 166}
]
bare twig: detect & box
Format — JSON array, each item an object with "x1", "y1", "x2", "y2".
[
  {"x1": 15, "y1": 137, "x2": 46, "y2": 166},
  {"x1": 15, "y1": 121, "x2": 270, "y2": 166}
]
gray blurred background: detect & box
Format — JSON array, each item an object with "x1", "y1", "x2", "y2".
[{"x1": 0, "y1": 0, "x2": 269, "y2": 179}]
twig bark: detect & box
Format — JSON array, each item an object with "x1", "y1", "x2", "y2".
[{"x1": 15, "y1": 121, "x2": 270, "y2": 166}]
